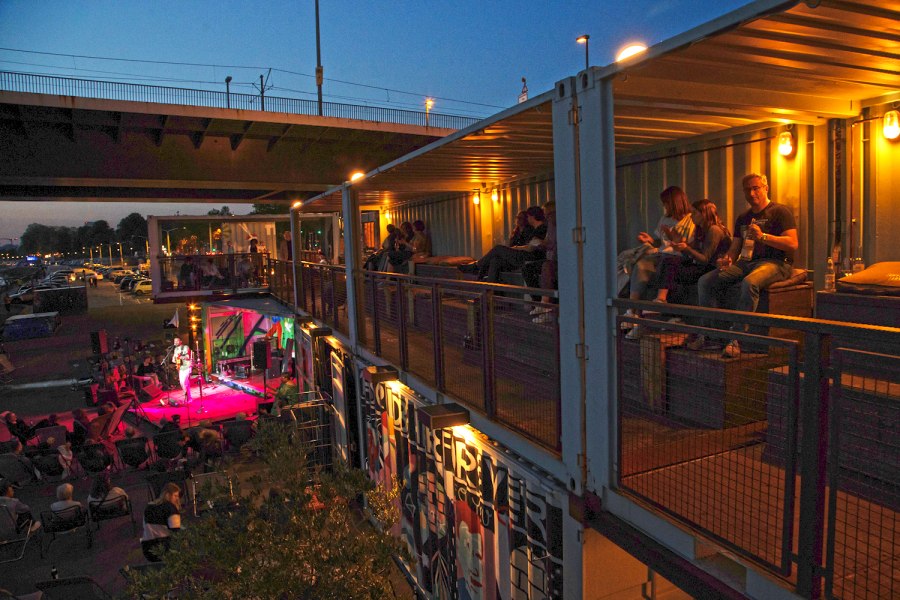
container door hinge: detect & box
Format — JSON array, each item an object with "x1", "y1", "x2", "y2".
[
  {"x1": 568, "y1": 102, "x2": 581, "y2": 125},
  {"x1": 576, "y1": 343, "x2": 589, "y2": 360},
  {"x1": 571, "y1": 227, "x2": 585, "y2": 244}
]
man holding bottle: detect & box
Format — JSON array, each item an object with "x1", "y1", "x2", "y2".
[{"x1": 690, "y1": 173, "x2": 798, "y2": 358}]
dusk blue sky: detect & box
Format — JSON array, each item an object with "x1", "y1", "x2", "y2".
[{"x1": 0, "y1": 0, "x2": 750, "y2": 241}]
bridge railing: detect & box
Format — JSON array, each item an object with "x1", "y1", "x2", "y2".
[{"x1": 0, "y1": 71, "x2": 480, "y2": 130}]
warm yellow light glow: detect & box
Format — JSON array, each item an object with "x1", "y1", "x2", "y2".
[
  {"x1": 491, "y1": 189, "x2": 499, "y2": 202},
  {"x1": 189, "y1": 304, "x2": 198, "y2": 310},
  {"x1": 778, "y1": 131, "x2": 794, "y2": 157},
  {"x1": 576, "y1": 35, "x2": 589, "y2": 44},
  {"x1": 453, "y1": 425, "x2": 475, "y2": 445},
  {"x1": 616, "y1": 43, "x2": 647, "y2": 62},
  {"x1": 473, "y1": 192, "x2": 480, "y2": 205},
  {"x1": 425, "y1": 98, "x2": 434, "y2": 111},
  {"x1": 884, "y1": 110, "x2": 900, "y2": 140},
  {"x1": 349, "y1": 171, "x2": 365, "y2": 182},
  {"x1": 292, "y1": 200, "x2": 302, "y2": 209},
  {"x1": 386, "y1": 380, "x2": 403, "y2": 393}
]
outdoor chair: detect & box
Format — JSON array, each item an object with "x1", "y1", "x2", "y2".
[
  {"x1": 221, "y1": 419, "x2": 255, "y2": 452},
  {"x1": 190, "y1": 471, "x2": 235, "y2": 517},
  {"x1": 152, "y1": 431, "x2": 186, "y2": 470},
  {"x1": 0, "y1": 454, "x2": 38, "y2": 487},
  {"x1": 115, "y1": 437, "x2": 150, "y2": 471},
  {"x1": 0, "y1": 505, "x2": 36, "y2": 564},
  {"x1": 34, "y1": 576, "x2": 112, "y2": 600},
  {"x1": 88, "y1": 495, "x2": 135, "y2": 535},
  {"x1": 75, "y1": 443, "x2": 113, "y2": 476},
  {"x1": 31, "y1": 449, "x2": 66, "y2": 482},
  {"x1": 40, "y1": 505, "x2": 92, "y2": 557}
]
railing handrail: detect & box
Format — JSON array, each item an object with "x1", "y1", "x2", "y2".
[
  {"x1": 359, "y1": 266, "x2": 560, "y2": 298},
  {"x1": 0, "y1": 70, "x2": 480, "y2": 130}
]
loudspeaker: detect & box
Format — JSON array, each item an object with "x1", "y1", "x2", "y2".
[
  {"x1": 252, "y1": 339, "x2": 271, "y2": 370},
  {"x1": 139, "y1": 383, "x2": 163, "y2": 403},
  {"x1": 90, "y1": 330, "x2": 109, "y2": 355}
]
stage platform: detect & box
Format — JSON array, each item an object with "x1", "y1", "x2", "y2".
[
  {"x1": 212, "y1": 370, "x2": 274, "y2": 399},
  {"x1": 138, "y1": 376, "x2": 262, "y2": 427}
]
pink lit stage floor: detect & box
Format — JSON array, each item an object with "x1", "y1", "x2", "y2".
[{"x1": 138, "y1": 376, "x2": 265, "y2": 427}]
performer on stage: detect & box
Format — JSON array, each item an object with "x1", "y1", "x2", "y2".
[{"x1": 172, "y1": 336, "x2": 193, "y2": 405}]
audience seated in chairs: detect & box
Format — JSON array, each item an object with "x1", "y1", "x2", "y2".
[
  {"x1": 140, "y1": 481, "x2": 182, "y2": 562},
  {"x1": 50, "y1": 483, "x2": 82, "y2": 512},
  {"x1": 76, "y1": 444, "x2": 113, "y2": 477},
  {"x1": 31, "y1": 442, "x2": 66, "y2": 482},
  {"x1": 3, "y1": 413, "x2": 36, "y2": 446},
  {"x1": 0, "y1": 440, "x2": 39, "y2": 486},
  {"x1": 0, "y1": 479, "x2": 39, "y2": 536},
  {"x1": 186, "y1": 421, "x2": 224, "y2": 473},
  {"x1": 115, "y1": 432, "x2": 150, "y2": 471},
  {"x1": 152, "y1": 429, "x2": 188, "y2": 470},
  {"x1": 70, "y1": 408, "x2": 92, "y2": 450},
  {"x1": 40, "y1": 502, "x2": 92, "y2": 558},
  {"x1": 56, "y1": 440, "x2": 77, "y2": 479},
  {"x1": 222, "y1": 415, "x2": 255, "y2": 451},
  {"x1": 0, "y1": 501, "x2": 37, "y2": 563},
  {"x1": 87, "y1": 471, "x2": 134, "y2": 534}
]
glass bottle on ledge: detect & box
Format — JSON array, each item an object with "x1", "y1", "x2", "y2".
[
  {"x1": 825, "y1": 256, "x2": 836, "y2": 291},
  {"x1": 852, "y1": 257, "x2": 865, "y2": 273}
]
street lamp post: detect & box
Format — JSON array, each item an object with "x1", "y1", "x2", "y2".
[
  {"x1": 425, "y1": 98, "x2": 434, "y2": 127},
  {"x1": 117, "y1": 242, "x2": 124, "y2": 266},
  {"x1": 225, "y1": 76, "x2": 232, "y2": 109},
  {"x1": 162, "y1": 227, "x2": 185, "y2": 256},
  {"x1": 576, "y1": 34, "x2": 590, "y2": 71}
]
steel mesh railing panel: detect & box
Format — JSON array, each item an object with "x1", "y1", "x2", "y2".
[
  {"x1": 404, "y1": 283, "x2": 436, "y2": 386},
  {"x1": 373, "y1": 278, "x2": 402, "y2": 368},
  {"x1": 827, "y1": 349, "x2": 900, "y2": 600},
  {"x1": 440, "y1": 288, "x2": 486, "y2": 412},
  {"x1": 268, "y1": 259, "x2": 294, "y2": 306},
  {"x1": 492, "y1": 295, "x2": 560, "y2": 450},
  {"x1": 616, "y1": 318, "x2": 798, "y2": 574}
]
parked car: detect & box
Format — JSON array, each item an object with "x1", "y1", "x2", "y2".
[{"x1": 132, "y1": 280, "x2": 153, "y2": 296}]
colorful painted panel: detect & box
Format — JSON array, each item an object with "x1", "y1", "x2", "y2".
[{"x1": 359, "y1": 368, "x2": 565, "y2": 600}]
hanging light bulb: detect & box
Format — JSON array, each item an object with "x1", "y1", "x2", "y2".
[
  {"x1": 884, "y1": 110, "x2": 900, "y2": 140},
  {"x1": 473, "y1": 191, "x2": 481, "y2": 205},
  {"x1": 491, "y1": 189, "x2": 499, "y2": 202},
  {"x1": 778, "y1": 131, "x2": 794, "y2": 157}
]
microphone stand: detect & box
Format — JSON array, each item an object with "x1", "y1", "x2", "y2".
[
  {"x1": 195, "y1": 340, "x2": 206, "y2": 415},
  {"x1": 160, "y1": 346, "x2": 175, "y2": 408}
]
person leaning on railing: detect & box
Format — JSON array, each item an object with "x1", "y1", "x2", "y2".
[{"x1": 458, "y1": 206, "x2": 548, "y2": 282}]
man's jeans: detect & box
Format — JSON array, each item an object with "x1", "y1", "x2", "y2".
[{"x1": 697, "y1": 259, "x2": 792, "y2": 331}]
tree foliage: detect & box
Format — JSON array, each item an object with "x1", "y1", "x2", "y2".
[
  {"x1": 207, "y1": 206, "x2": 233, "y2": 216},
  {"x1": 251, "y1": 202, "x2": 289, "y2": 215},
  {"x1": 116, "y1": 213, "x2": 148, "y2": 245},
  {"x1": 125, "y1": 420, "x2": 405, "y2": 600}
]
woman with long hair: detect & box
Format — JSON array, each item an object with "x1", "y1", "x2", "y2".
[
  {"x1": 141, "y1": 482, "x2": 182, "y2": 562},
  {"x1": 508, "y1": 211, "x2": 532, "y2": 247}
]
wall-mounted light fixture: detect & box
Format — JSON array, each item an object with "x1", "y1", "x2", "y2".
[
  {"x1": 777, "y1": 130, "x2": 795, "y2": 157},
  {"x1": 417, "y1": 402, "x2": 470, "y2": 430},
  {"x1": 884, "y1": 109, "x2": 900, "y2": 140},
  {"x1": 491, "y1": 188, "x2": 499, "y2": 203},
  {"x1": 616, "y1": 43, "x2": 647, "y2": 63},
  {"x1": 472, "y1": 191, "x2": 481, "y2": 206},
  {"x1": 349, "y1": 171, "x2": 365, "y2": 182},
  {"x1": 362, "y1": 365, "x2": 399, "y2": 386}
]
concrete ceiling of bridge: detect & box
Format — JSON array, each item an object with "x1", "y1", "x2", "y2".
[{"x1": 0, "y1": 94, "x2": 451, "y2": 203}]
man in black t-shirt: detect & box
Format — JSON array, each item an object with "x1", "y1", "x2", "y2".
[{"x1": 693, "y1": 173, "x2": 799, "y2": 358}]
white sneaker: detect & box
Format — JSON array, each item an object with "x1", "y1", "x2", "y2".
[
  {"x1": 722, "y1": 340, "x2": 741, "y2": 358},
  {"x1": 625, "y1": 324, "x2": 642, "y2": 340},
  {"x1": 620, "y1": 309, "x2": 637, "y2": 330}
]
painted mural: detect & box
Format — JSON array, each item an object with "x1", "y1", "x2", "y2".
[{"x1": 359, "y1": 369, "x2": 565, "y2": 600}]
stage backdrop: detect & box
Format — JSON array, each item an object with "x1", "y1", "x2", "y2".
[{"x1": 358, "y1": 361, "x2": 565, "y2": 600}]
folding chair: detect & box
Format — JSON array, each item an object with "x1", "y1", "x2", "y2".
[
  {"x1": 115, "y1": 437, "x2": 150, "y2": 471},
  {"x1": 75, "y1": 443, "x2": 113, "y2": 477},
  {"x1": 34, "y1": 576, "x2": 112, "y2": 599},
  {"x1": 152, "y1": 431, "x2": 185, "y2": 470},
  {"x1": 190, "y1": 471, "x2": 234, "y2": 517},
  {"x1": 40, "y1": 505, "x2": 92, "y2": 557},
  {"x1": 221, "y1": 419, "x2": 255, "y2": 452},
  {"x1": 88, "y1": 495, "x2": 135, "y2": 535},
  {"x1": 0, "y1": 454, "x2": 38, "y2": 487},
  {"x1": 31, "y1": 449, "x2": 66, "y2": 482},
  {"x1": 34, "y1": 426, "x2": 67, "y2": 448},
  {"x1": 0, "y1": 505, "x2": 36, "y2": 564}
]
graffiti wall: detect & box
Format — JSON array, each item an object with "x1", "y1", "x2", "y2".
[{"x1": 359, "y1": 367, "x2": 565, "y2": 600}]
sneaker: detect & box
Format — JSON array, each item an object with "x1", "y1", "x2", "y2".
[
  {"x1": 620, "y1": 309, "x2": 637, "y2": 330},
  {"x1": 722, "y1": 340, "x2": 741, "y2": 358},
  {"x1": 625, "y1": 324, "x2": 642, "y2": 340},
  {"x1": 685, "y1": 334, "x2": 707, "y2": 351},
  {"x1": 532, "y1": 312, "x2": 554, "y2": 324}
]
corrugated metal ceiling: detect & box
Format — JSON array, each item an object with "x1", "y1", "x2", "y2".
[{"x1": 301, "y1": 0, "x2": 900, "y2": 213}]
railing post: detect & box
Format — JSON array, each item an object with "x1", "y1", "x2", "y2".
[
  {"x1": 397, "y1": 278, "x2": 408, "y2": 371},
  {"x1": 432, "y1": 283, "x2": 445, "y2": 391},
  {"x1": 796, "y1": 331, "x2": 829, "y2": 599},
  {"x1": 371, "y1": 275, "x2": 381, "y2": 357},
  {"x1": 480, "y1": 290, "x2": 496, "y2": 417}
]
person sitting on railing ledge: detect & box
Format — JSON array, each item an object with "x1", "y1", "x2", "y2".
[
  {"x1": 687, "y1": 173, "x2": 798, "y2": 358},
  {"x1": 458, "y1": 206, "x2": 547, "y2": 282}
]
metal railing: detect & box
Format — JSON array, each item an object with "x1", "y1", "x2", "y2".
[
  {"x1": 358, "y1": 269, "x2": 561, "y2": 452},
  {"x1": 157, "y1": 252, "x2": 269, "y2": 293},
  {"x1": 613, "y1": 299, "x2": 900, "y2": 599},
  {"x1": 268, "y1": 259, "x2": 295, "y2": 308},
  {"x1": 0, "y1": 71, "x2": 480, "y2": 130},
  {"x1": 296, "y1": 261, "x2": 349, "y2": 337}
]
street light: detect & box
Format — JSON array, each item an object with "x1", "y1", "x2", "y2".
[
  {"x1": 117, "y1": 242, "x2": 124, "y2": 266},
  {"x1": 225, "y1": 76, "x2": 232, "y2": 109},
  {"x1": 576, "y1": 35, "x2": 590, "y2": 71},
  {"x1": 425, "y1": 98, "x2": 434, "y2": 127},
  {"x1": 162, "y1": 226, "x2": 186, "y2": 256}
]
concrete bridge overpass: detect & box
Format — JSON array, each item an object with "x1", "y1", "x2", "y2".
[{"x1": 0, "y1": 72, "x2": 478, "y2": 205}]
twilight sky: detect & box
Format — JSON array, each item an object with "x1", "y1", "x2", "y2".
[{"x1": 0, "y1": 0, "x2": 750, "y2": 241}]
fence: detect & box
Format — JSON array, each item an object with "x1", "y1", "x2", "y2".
[
  {"x1": 613, "y1": 299, "x2": 900, "y2": 599},
  {"x1": 295, "y1": 262, "x2": 349, "y2": 338},
  {"x1": 0, "y1": 71, "x2": 480, "y2": 130},
  {"x1": 357, "y1": 270, "x2": 561, "y2": 452},
  {"x1": 268, "y1": 259, "x2": 294, "y2": 308}
]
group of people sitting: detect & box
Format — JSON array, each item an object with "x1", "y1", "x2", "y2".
[
  {"x1": 621, "y1": 173, "x2": 798, "y2": 358},
  {"x1": 364, "y1": 220, "x2": 432, "y2": 272}
]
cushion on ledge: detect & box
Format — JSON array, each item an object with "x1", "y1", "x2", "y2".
[
  {"x1": 836, "y1": 262, "x2": 900, "y2": 296},
  {"x1": 422, "y1": 256, "x2": 476, "y2": 267},
  {"x1": 768, "y1": 268, "x2": 808, "y2": 290}
]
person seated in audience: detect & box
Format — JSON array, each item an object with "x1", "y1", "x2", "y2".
[
  {"x1": 188, "y1": 422, "x2": 224, "y2": 472},
  {"x1": 524, "y1": 201, "x2": 557, "y2": 323},
  {"x1": 200, "y1": 258, "x2": 226, "y2": 288},
  {"x1": 135, "y1": 355, "x2": 160, "y2": 388},
  {"x1": 50, "y1": 482, "x2": 82, "y2": 512},
  {"x1": 508, "y1": 210, "x2": 534, "y2": 247},
  {"x1": 4, "y1": 439, "x2": 38, "y2": 482},
  {"x1": 87, "y1": 471, "x2": 128, "y2": 507},
  {"x1": 4, "y1": 412, "x2": 36, "y2": 445},
  {"x1": 270, "y1": 372, "x2": 298, "y2": 416},
  {"x1": 412, "y1": 220, "x2": 432, "y2": 258},
  {"x1": 159, "y1": 414, "x2": 183, "y2": 434},
  {"x1": 386, "y1": 221, "x2": 416, "y2": 271},
  {"x1": 459, "y1": 206, "x2": 548, "y2": 283},
  {"x1": 0, "y1": 479, "x2": 39, "y2": 533},
  {"x1": 626, "y1": 199, "x2": 731, "y2": 339},
  {"x1": 69, "y1": 408, "x2": 91, "y2": 450},
  {"x1": 141, "y1": 482, "x2": 182, "y2": 562},
  {"x1": 56, "y1": 440, "x2": 75, "y2": 479},
  {"x1": 32, "y1": 412, "x2": 60, "y2": 431}
]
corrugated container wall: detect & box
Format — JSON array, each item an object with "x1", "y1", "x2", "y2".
[{"x1": 390, "y1": 175, "x2": 554, "y2": 258}]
